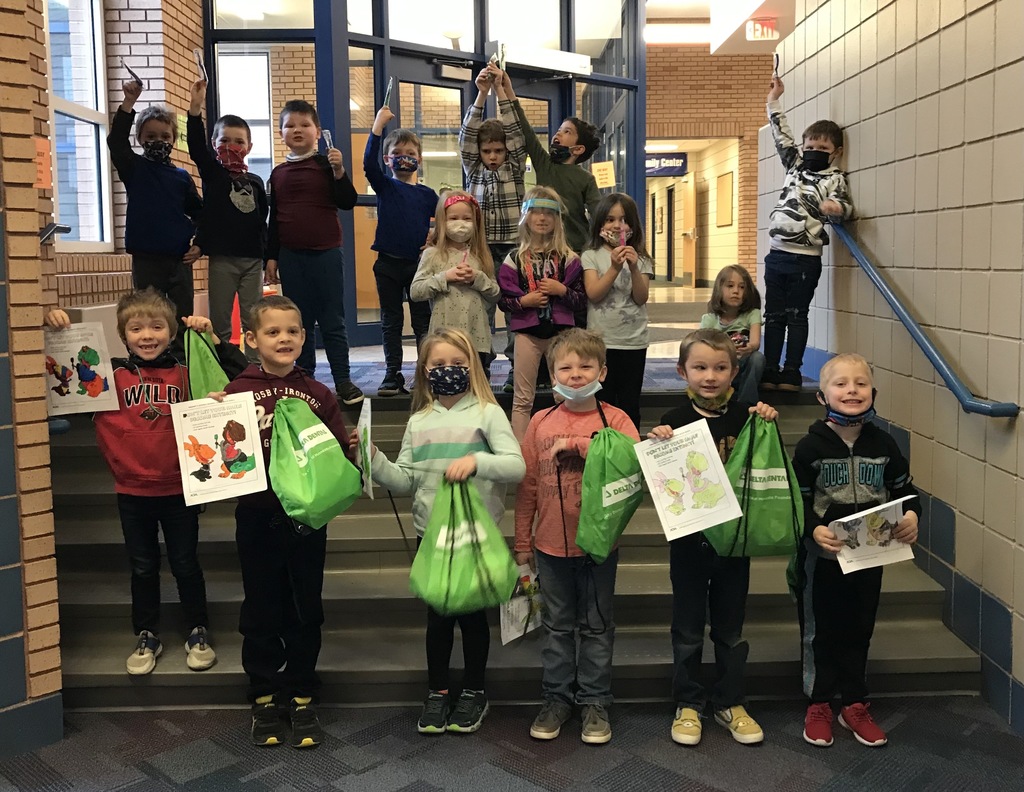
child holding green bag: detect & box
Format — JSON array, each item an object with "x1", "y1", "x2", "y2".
[
  {"x1": 360, "y1": 328, "x2": 524, "y2": 736},
  {"x1": 216, "y1": 295, "x2": 352, "y2": 750},
  {"x1": 648, "y1": 329, "x2": 778, "y2": 748}
]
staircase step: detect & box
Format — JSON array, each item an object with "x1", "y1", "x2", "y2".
[
  {"x1": 57, "y1": 558, "x2": 946, "y2": 628},
  {"x1": 58, "y1": 618, "x2": 980, "y2": 709}
]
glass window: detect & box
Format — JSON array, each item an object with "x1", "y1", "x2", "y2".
[
  {"x1": 388, "y1": 0, "x2": 476, "y2": 52},
  {"x1": 348, "y1": 0, "x2": 373, "y2": 35},
  {"x1": 487, "y1": 0, "x2": 559, "y2": 52},
  {"x1": 213, "y1": 0, "x2": 313, "y2": 29},
  {"x1": 396, "y1": 81, "x2": 464, "y2": 192},
  {"x1": 574, "y1": 0, "x2": 632, "y2": 78},
  {"x1": 517, "y1": 96, "x2": 549, "y2": 190},
  {"x1": 576, "y1": 82, "x2": 629, "y2": 194},
  {"x1": 45, "y1": 0, "x2": 109, "y2": 245},
  {"x1": 347, "y1": 47, "x2": 380, "y2": 323}
]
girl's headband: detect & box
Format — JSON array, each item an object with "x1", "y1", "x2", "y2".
[
  {"x1": 522, "y1": 197, "x2": 561, "y2": 213},
  {"x1": 444, "y1": 193, "x2": 479, "y2": 210}
]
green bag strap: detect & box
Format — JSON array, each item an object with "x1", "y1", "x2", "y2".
[
  {"x1": 449, "y1": 481, "x2": 504, "y2": 611},
  {"x1": 441, "y1": 483, "x2": 458, "y2": 614},
  {"x1": 723, "y1": 415, "x2": 757, "y2": 557}
]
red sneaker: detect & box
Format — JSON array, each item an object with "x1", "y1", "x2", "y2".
[
  {"x1": 839, "y1": 702, "x2": 888, "y2": 746},
  {"x1": 803, "y1": 702, "x2": 834, "y2": 746}
]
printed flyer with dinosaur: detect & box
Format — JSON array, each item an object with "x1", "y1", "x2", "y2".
[
  {"x1": 634, "y1": 418, "x2": 742, "y2": 541},
  {"x1": 171, "y1": 392, "x2": 267, "y2": 506},
  {"x1": 44, "y1": 322, "x2": 119, "y2": 416}
]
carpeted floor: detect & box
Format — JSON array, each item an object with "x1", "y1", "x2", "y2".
[{"x1": 2, "y1": 697, "x2": 1023, "y2": 791}]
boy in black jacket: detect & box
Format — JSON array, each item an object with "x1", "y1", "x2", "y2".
[
  {"x1": 187, "y1": 79, "x2": 269, "y2": 363},
  {"x1": 792, "y1": 353, "x2": 919, "y2": 750}
]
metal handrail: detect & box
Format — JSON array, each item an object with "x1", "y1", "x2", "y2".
[{"x1": 832, "y1": 223, "x2": 1019, "y2": 418}]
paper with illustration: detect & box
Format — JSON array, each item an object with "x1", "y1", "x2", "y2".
[
  {"x1": 499, "y1": 564, "x2": 542, "y2": 645},
  {"x1": 172, "y1": 392, "x2": 267, "y2": 506},
  {"x1": 44, "y1": 322, "x2": 120, "y2": 416},
  {"x1": 356, "y1": 398, "x2": 374, "y2": 499},
  {"x1": 634, "y1": 418, "x2": 742, "y2": 541},
  {"x1": 830, "y1": 495, "x2": 916, "y2": 574}
]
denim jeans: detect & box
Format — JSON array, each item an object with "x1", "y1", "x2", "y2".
[
  {"x1": 762, "y1": 249, "x2": 823, "y2": 371},
  {"x1": 236, "y1": 504, "x2": 328, "y2": 703},
  {"x1": 535, "y1": 549, "x2": 618, "y2": 707},
  {"x1": 733, "y1": 350, "x2": 766, "y2": 405},
  {"x1": 373, "y1": 252, "x2": 431, "y2": 376},
  {"x1": 117, "y1": 493, "x2": 208, "y2": 636},
  {"x1": 670, "y1": 533, "x2": 750, "y2": 711},
  {"x1": 277, "y1": 246, "x2": 352, "y2": 385}
]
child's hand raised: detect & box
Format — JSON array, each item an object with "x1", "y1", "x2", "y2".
[
  {"x1": 820, "y1": 199, "x2": 843, "y2": 216},
  {"x1": 373, "y1": 106, "x2": 395, "y2": 132},
  {"x1": 893, "y1": 511, "x2": 919, "y2": 545},
  {"x1": 813, "y1": 524, "x2": 844, "y2": 553},
  {"x1": 647, "y1": 424, "x2": 674, "y2": 440},
  {"x1": 189, "y1": 79, "x2": 207, "y2": 113},
  {"x1": 748, "y1": 402, "x2": 778, "y2": 422},
  {"x1": 475, "y1": 68, "x2": 492, "y2": 94},
  {"x1": 43, "y1": 309, "x2": 71, "y2": 330},
  {"x1": 445, "y1": 454, "x2": 477, "y2": 482},
  {"x1": 767, "y1": 76, "x2": 784, "y2": 102},
  {"x1": 327, "y1": 147, "x2": 345, "y2": 177},
  {"x1": 121, "y1": 79, "x2": 142, "y2": 109},
  {"x1": 182, "y1": 315, "x2": 220, "y2": 344}
]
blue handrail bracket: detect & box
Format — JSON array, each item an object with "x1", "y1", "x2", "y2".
[{"x1": 832, "y1": 224, "x2": 1019, "y2": 418}]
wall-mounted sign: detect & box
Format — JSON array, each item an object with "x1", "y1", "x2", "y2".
[
  {"x1": 591, "y1": 160, "x2": 616, "y2": 189},
  {"x1": 645, "y1": 154, "x2": 688, "y2": 177},
  {"x1": 746, "y1": 18, "x2": 779, "y2": 41}
]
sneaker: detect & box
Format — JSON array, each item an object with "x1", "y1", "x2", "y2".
[
  {"x1": 839, "y1": 702, "x2": 887, "y2": 747},
  {"x1": 377, "y1": 371, "x2": 406, "y2": 397},
  {"x1": 251, "y1": 695, "x2": 287, "y2": 746},
  {"x1": 580, "y1": 704, "x2": 612, "y2": 745},
  {"x1": 760, "y1": 367, "x2": 781, "y2": 391},
  {"x1": 714, "y1": 705, "x2": 764, "y2": 745},
  {"x1": 447, "y1": 689, "x2": 489, "y2": 733},
  {"x1": 336, "y1": 380, "x2": 365, "y2": 405},
  {"x1": 185, "y1": 626, "x2": 216, "y2": 671},
  {"x1": 289, "y1": 697, "x2": 323, "y2": 748},
  {"x1": 126, "y1": 630, "x2": 162, "y2": 675},
  {"x1": 803, "y1": 702, "x2": 835, "y2": 747},
  {"x1": 502, "y1": 369, "x2": 515, "y2": 394},
  {"x1": 529, "y1": 699, "x2": 572, "y2": 740},
  {"x1": 417, "y1": 691, "x2": 450, "y2": 734},
  {"x1": 776, "y1": 367, "x2": 803, "y2": 392},
  {"x1": 671, "y1": 707, "x2": 702, "y2": 746}
]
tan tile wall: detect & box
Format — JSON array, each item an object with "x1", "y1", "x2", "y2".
[
  {"x1": 0, "y1": 0, "x2": 62, "y2": 705},
  {"x1": 269, "y1": 44, "x2": 317, "y2": 168},
  {"x1": 758, "y1": 0, "x2": 1024, "y2": 689},
  {"x1": 646, "y1": 46, "x2": 774, "y2": 275}
]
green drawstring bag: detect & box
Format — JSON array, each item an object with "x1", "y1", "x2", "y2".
[
  {"x1": 704, "y1": 415, "x2": 803, "y2": 557},
  {"x1": 184, "y1": 329, "x2": 229, "y2": 399},
  {"x1": 269, "y1": 397, "x2": 361, "y2": 528},
  {"x1": 409, "y1": 479, "x2": 518, "y2": 615},
  {"x1": 577, "y1": 403, "x2": 643, "y2": 563}
]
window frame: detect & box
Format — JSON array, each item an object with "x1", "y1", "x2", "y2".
[{"x1": 43, "y1": 0, "x2": 115, "y2": 252}]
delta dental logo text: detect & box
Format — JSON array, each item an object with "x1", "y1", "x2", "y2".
[{"x1": 603, "y1": 473, "x2": 643, "y2": 506}]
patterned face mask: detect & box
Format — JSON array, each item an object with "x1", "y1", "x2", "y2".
[
  {"x1": 388, "y1": 154, "x2": 419, "y2": 172},
  {"x1": 215, "y1": 143, "x2": 249, "y2": 174},
  {"x1": 601, "y1": 227, "x2": 633, "y2": 245},
  {"x1": 142, "y1": 140, "x2": 173, "y2": 164},
  {"x1": 427, "y1": 365, "x2": 470, "y2": 396}
]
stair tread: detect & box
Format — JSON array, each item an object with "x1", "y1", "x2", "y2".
[{"x1": 58, "y1": 619, "x2": 978, "y2": 683}]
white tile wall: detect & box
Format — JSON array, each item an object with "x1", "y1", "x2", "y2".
[{"x1": 759, "y1": 0, "x2": 1024, "y2": 687}]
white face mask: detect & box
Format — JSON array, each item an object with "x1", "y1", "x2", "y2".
[
  {"x1": 447, "y1": 220, "x2": 474, "y2": 243},
  {"x1": 553, "y1": 379, "x2": 602, "y2": 402}
]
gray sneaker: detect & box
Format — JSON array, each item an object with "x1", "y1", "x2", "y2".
[
  {"x1": 529, "y1": 700, "x2": 572, "y2": 740},
  {"x1": 581, "y1": 704, "x2": 612, "y2": 744}
]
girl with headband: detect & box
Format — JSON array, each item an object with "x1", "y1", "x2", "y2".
[
  {"x1": 410, "y1": 191, "x2": 500, "y2": 372},
  {"x1": 497, "y1": 186, "x2": 587, "y2": 441}
]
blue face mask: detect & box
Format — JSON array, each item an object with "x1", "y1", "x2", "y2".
[
  {"x1": 389, "y1": 154, "x2": 419, "y2": 172},
  {"x1": 428, "y1": 365, "x2": 470, "y2": 396},
  {"x1": 549, "y1": 144, "x2": 573, "y2": 163},
  {"x1": 553, "y1": 379, "x2": 602, "y2": 402},
  {"x1": 818, "y1": 389, "x2": 877, "y2": 426}
]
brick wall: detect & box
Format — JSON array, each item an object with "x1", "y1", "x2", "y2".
[
  {"x1": 0, "y1": 0, "x2": 64, "y2": 755},
  {"x1": 646, "y1": 46, "x2": 773, "y2": 276}
]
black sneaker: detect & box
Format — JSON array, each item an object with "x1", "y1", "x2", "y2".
[
  {"x1": 377, "y1": 371, "x2": 407, "y2": 397},
  {"x1": 417, "y1": 690, "x2": 450, "y2": 734},
  {"x1": 760, "y1": 367, "x2": 781, "y2": 391},
  {"x1": 288, "y1": 697, "x2": 323, "y2": 748},
  {"x1": 502, "y1": 369, "x2": 515, "y2": 394},
  {"x1": 777, "y1": 367, "x2": 803, "y2": 392},
  {"x1": 251, "y1": 695, "x2": 287, "y2": 747},
  {"x1": 447, "y1": 690, "x2": 489, "y2": 733},
  {"x1": 336, "y1": 380, "x2": 365, "y2": 406}
]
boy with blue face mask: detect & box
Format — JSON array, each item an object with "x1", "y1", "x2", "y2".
[
  {"x1": 364, "y1": 105, "x2": 440, "y2": 397},
  {"x1": 762, "y1": 75, "x2": 853, "y2": 393},
  {"x1": 514, "y1": 329, "x2": 640, "y2": 746},
  {"x1": 107, "y1": 80, "x2": 203, "y2": 337}
]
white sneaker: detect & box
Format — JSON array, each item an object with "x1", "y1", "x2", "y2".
[
  {"x1": 185, "y1": 626, "x2": 217, "y2": 671},
  {"x1": 126, "y1": 631, "x2": 162, "y2": 675}
]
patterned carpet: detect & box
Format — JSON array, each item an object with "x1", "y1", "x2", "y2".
[{"x1": 2, "y1": 697, "x2": 1023, "y2": 791}]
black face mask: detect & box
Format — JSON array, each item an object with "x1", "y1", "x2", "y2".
[
  {"x1": 549, "y1": 144, "x2": 573, "y2": 163},
  {"x1": 142, "y1": 140, "x2": 173, "y2": 164},
  {"x1": 802, "y1": 149, "x2": 832, "y2": 172}
]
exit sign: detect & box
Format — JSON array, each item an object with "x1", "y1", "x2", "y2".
[{"x1": 745, "y1": 18, "x2": 779, "y2": 41}]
